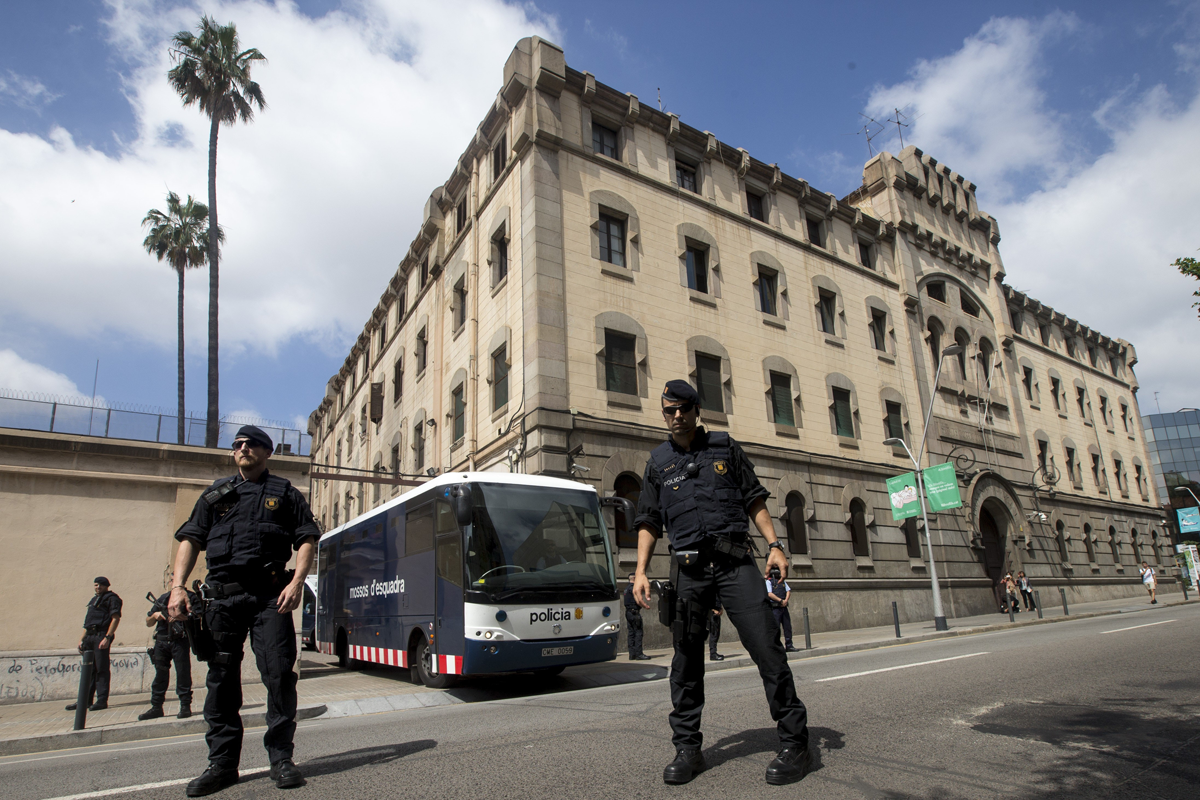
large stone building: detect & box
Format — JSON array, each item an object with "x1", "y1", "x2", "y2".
[{"x1": 307, "y1": 37, "x2": 1173, "y2": 637}]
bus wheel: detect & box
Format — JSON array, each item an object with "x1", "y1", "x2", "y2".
[{"x1": 414, "y1": 638, "x2": 459, "y2": 689}]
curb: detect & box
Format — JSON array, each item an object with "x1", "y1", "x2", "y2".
[{"x1": 0, "y1": 704, "x2": 327, "y2": 757}]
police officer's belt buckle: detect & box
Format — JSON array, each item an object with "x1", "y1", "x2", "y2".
[{"x1": 673, "y1": 550, "x2": 701, "y2": 567}]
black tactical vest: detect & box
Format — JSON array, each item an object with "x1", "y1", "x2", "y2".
[
  {"x1": 203, "y1": 473, "x2": 295, "y2": 570},
  {"x1": 649, "y1": 431, "x2": 750, "y2": 550}
]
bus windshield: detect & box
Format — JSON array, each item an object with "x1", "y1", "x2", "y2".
[{"x1": 464, "y1": 482, "x2": 616, "y2": 602}]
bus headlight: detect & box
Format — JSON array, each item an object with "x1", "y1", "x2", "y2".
[
  {"x1": 484, "y1": 631, "x2": 494, "y2": 639},
  {"x1": 602, "y1": 623, "x2": 619, "y2": 633}
]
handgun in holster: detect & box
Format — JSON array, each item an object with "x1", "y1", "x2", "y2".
[
  {"x1": 672, "y1": 599, "x2": 708, "y2": 646},
  {"x1": 184, "y1": 579, "x2": 218, "y2": 663},
  {"x1": 652, "y1": 580, "x2": 676, "y2": 628}
]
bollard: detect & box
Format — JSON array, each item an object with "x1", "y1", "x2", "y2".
[
  {"x1": 1183, "y1": 580, "x2": 1190, "y2": 602},
  {"x1": 1008, "y1": 602, "x2": 1015, "y2": 623},
  {"x1": 1060, "y1": 587, "x2": 1070, "y2": 616},
  {"x1": 803, "y1": 607, "x2": 812, "y2": 650},
  {"x1": 892, "y1": 601, "x2": 902, "y2": 639},
  {"x1": 1035, "y1": 590, "x2": 1043, "y2": 619},
  {"x1": 73, "y1": 650, "x2": 95, "y2": 731}
]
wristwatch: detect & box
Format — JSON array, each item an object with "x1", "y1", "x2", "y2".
[{"x1": 767, "y1": 541, "x2": 785, "y2": 553}]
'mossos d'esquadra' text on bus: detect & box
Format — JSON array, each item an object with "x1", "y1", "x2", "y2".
[{"x1": 348, "y1": 578, "x2": 405, "y2": 600}]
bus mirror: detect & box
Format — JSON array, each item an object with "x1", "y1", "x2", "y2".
[
  {"x1": 600, "y1": 496, "x2": 635, "y2": 531},
  {"x1": 450, "y1": 484, "x2": 473, "y2": 527}
]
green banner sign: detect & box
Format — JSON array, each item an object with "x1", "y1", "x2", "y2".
[
  {"x1": 886, "y1": 472, "x2": 921, "y2": 521},
  {"x1": 923, "y1": 462, "x2": 963, "y2": 512}
]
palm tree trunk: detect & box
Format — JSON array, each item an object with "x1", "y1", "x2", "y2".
[
  {"x1": 205, "y1": 114, "x2": 220, "y2": 448},
  {"x1": 178, "y1": 266, "x2": 186, "y2": 445}
]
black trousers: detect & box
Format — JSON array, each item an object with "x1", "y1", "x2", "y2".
[
  {"x1": 204, "y1": 589, "x2": 297, "y2": 769},
  {"x1": 772, "y1": 607, "x2": 794, "y2": 647},
  {"x1": 709, "y1": 610, "x2": 721, "y2": 656},
  {"x1": 625, "y1": 608, "x2": 644, "y2": 656},
  {"x1": 1020, "y1": 589, "x2": 1035, "y2": 610},
  {"x1": 81, "y1": 632, "x2": 111, "y2": 705},
  {"x1": 670, "y1": 554, "x2": 808, "y2": 751},
  {"x1": 150, "y1": 638, "x2": 192, "y2": 706}
]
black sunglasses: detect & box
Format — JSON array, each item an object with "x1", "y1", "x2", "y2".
[{"x1": 662, "y1": 402, "x2": 696, "y2": 416}]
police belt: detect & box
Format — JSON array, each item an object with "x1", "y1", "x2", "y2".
[
  {"x1": 672, "y1": 535, "x2": 751, "y2": 566},
  {"x1": 204, "y1": 581, "x2": 246, "y2": 599},
  {"x1": 85, "y1": 626, "x2": 106, "y2": 634}
]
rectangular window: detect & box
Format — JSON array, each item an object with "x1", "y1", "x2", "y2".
[
  {"x1": 858, "y1": 241, "x2": 874, "y2": 269},
  {"x1": 1091, "y1": 453, "x2": 1102, "y2": 487},
  {"x1": 455, "y1": 199, "x2": 467, "y2": 235},
  {"x1": 806, "y1": 217, "x2": 823, "y2": 247},
  {"x1": 1065, "y1": 447, "x2": 1077, "y2": 484},
  {"x1": 393, "y1": 356, "x2": 403, "y2": 402},
  {"x1": 1099, "y1": 396, "x2": 1109, "y2": 427},
  {"x1": 818, "y1": 291, "x2": 837, "y2": 335},
  {"x1": 885, "y1": 401, "x2": 904, "y2": 442},
  {"x1": 685, "y1": 246, "x2": 708, "y2": 293},
  {"x1": 1050, "y1": 377, "x2": 1062, "y2": 411},
  {"x1": 396, "y1": 289, "x2": 406, "y2": 322},
  {"x1": 1076, "y1": 387, "x2": 1087, "y2": 418},
  {"x1": 413, "y1": 424, "x2": 425, "y2": 471},
  {"x1": 695, "y1": 353, "x2": 724, "y2": 413},
  {"x1": 452, "y1": 385, "x2": 465, "y2": 443},
  {"x1": 926, "y1": 282, "x2": 946, "y2": 303},
  {"x1": 390, "y1": 445, "x2": 400, "y2": 476},
  {"x1": 494, "y1": 229, "x2": 508, "y2": 284},
  {"x1": 757, "y1": 267, "x2": 778, "y2": 316},
  {"x1": 1121, "y1": 403, "x2": 1130, "y2": 432},
  {"x1": 1134, "y1": 464, "x2": 1145, "y2": 494},
  {"x1": 379, "y1": 319, "x2": 388, "y2": 354},
  {"x1": 1113, "y1": 458, "x2": 1124, "y2": 492},
  {"x1": 770, "y1": 371, "x2": 794, "y2": 426},
  {"x1": 598, "y1": 213, "x2": 625, "y2": 267},
  {"x1": 416, "y1": 328, "x2": 427, "y2": 373},
  {"x1": 405, "y1": 501, "x2": 434, "y2": 555},
  {"x1": 592, "y1": 122, "x2": 618, "y2": 158},
  {"x1": 833, "y1": 388, "x2": 854, "y2": 438},
  {"x1": 676, "y1": 162, "x2": 697, "y2": 192},
  {"x1": 492, "y1": 345, "x2": 509, "y2": 411},
  {"x1": 604, "y1": 330, "x2": 637, "y2": 395},
  {"x1": 1022, "y1": 367, "x2": 1034, "y2": 401},
  {"x1": 870, "y1": 310, "x2": 888, "y2": 352},
  {"x1": 1037, "y1": 440, "x2": 1048, "y2": 471},
  {"x1": 453, "y1": 277, "x2": 467, "y2": 331},
  {"x1": 746, "y1": 190, "x2": 765, "y2": 221},
  {"x1": 492, "y1": 133, "x2": 507, "y2": 180},
  {"x1": 419, "y1": 257, "x2": 428, "y2": 289}
]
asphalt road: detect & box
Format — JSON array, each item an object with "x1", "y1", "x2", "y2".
[{"x1": 4, "y1": 603, "x2": 1198, "y2": 800}]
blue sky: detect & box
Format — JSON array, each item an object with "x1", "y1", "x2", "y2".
[{"x1": 2, "y1": 0, "x2": 1199, "y2": 432}]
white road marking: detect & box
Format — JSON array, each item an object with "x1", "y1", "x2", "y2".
[
  {"x1": 1100, "y1": 619, "x2": 1177, "y2": 635},
  {"x1": 38, "y1": 770, "x2": 268, "y2": 800},
  {"x1": 814, "y1": 652, "x2": 989, "y2": 682}
]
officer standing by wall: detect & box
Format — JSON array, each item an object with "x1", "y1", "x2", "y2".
[
  {"x1": 138, "y1": 584, "x2": 198, "y2": 720},
  {"x1": 168, "y1": 425, "x2": 318, "y2": 796},
  {"x1": 633, "y1": 381, "x2": 810, "y2": 786},
  {"x1": 766, "y1": 566, "x2": 798, "y2": 652},
  {"x1": 708, "y1": 603, "x2": 724, "y2": 661},
  {"x1": 624, "y1": 575, "x2": 652, "y2": 660},
  {"x1": 65, "y1": 577, "x2": 122, "y2": 712}
]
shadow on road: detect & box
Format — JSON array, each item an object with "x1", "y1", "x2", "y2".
[
  {"x1": 701, "y1": 725, "x2": 845, "y2": 773},
  {"x1": 299, "y1": 739, "x2": 438, "y2": 778}
]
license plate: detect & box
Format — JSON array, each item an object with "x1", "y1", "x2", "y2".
[{"x1": 541, "y1": 646, "x2": 574, "y2": 657}]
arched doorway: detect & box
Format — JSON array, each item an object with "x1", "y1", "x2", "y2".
[{"x1": 978, "y1": 504, "x2": 1007, "y2": 610}]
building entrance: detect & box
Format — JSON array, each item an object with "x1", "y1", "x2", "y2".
[{"x1": 978, "y1": 505, "x2": 1008, "y2": 610}]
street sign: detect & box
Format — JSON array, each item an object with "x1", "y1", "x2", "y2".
[
  {"x1": 1178, "y1": 507, "x2": 1200, "y2": 534},
  {"x1": 886, "y1": 472, "x2": 921, "y2": 521},
  {"x1": 923, "y1": 462, "x2": 963, "y2": 512}
]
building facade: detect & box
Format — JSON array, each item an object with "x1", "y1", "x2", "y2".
[
  {"x1": 1143, "y1": 408, "x2": 1200, "y2": 536},
  {"x1": 307, "y1": 38, "x2": 1173, "y2": 639}
]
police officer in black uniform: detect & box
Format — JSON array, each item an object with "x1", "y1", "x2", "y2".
[
  {"x1": 623, "y1": 575, "x2": 652, "y2": 660},
  {"x1": 168, "y1": 425, "x2": 318, "y2": 796},
  {"x1": 65, "y1": 577, "x2": 122, "y2": 712},
  {"x1": 138, "y1": 585, "x2": 199, "y2": 720},
  {"x1": 632, "y1": 380, "x2": 810, "y2": 786}
]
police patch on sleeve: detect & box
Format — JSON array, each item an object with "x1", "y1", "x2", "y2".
[
  {"x1": 264, "y1": 497, "x2": 280, "y2": 511},
  {"x1": 713, "y1": 460, "x2": 728, "y2": 475}
]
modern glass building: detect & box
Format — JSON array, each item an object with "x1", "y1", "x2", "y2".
[{"x1": 1143, "y1": 408, "x2": 1200, "y2": 503}]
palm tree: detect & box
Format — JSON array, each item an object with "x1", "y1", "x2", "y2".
[
  {"x1": 142, "y1": 191, "x2": 223, "y2": 445},
  {"x1": 168, "y1": 16, "x2": 266, "y2": 447}
]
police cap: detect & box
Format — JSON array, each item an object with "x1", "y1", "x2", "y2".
[
  {"x1": 661, "y1": 380, "x2": 700, "y2": 407},
  {"x1": 94, "y1": 576, "x2": 110, "y2": 586},
  {"x1": 233, "y1": 424, "x2": 273, "y2": 451}
]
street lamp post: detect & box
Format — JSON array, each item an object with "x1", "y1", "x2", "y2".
[
  {"x1": 884, "y1": 343, "x2": 963, "y2": 633},
  {"x1": 1173, "y1": 486, "x2": 1200, "y2": 507}
]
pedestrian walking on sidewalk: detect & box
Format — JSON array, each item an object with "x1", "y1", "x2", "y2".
[
  {"x1": 65, "y1": 577, "x2": 122, "y2": 712},
  {"x1": 632, "y1": 380, "x2": 810, "y2": 787},
  {"x1": 1017, "y1": 571, "x2": 1035, "y2": 611},
  {"x1": 708, "y1": 603, "x2": 724, "y2": 661},
  {"x1": 139, "y1": 585, "x2": 198, "y2": 721},
  {"x1": 624, "y1": 575, "x2": 651, "y2": 660},
  {"x1": 169, "y1": 425, "x2": 318, "y2": 796},
  {"x1": 1140, "y1": 562, "x2": 1158, "y2": 604}
]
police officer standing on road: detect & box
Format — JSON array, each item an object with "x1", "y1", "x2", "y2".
[
  {"x1": 624, "y1": 575, "x2": 652, "y2": 660},
  {"x1": 633, "y1": 380, "x2": 811, "y2": 786},
  {"x1": 168, "y1": 425, "x2": 318, "y2": 796},
  {"x1": 767, "y1": 566, "x2": 798, "y2": 652},
  {"x1": 65, "y1": 577, "x2": 122, "y2": 712},
  {"x1": 139, "y1": 583, "x2": 198, "y2": 720}
]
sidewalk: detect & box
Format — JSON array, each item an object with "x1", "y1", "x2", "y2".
[{"x1": 1, "y1": 590, "x2": 1191, "y2": 757}]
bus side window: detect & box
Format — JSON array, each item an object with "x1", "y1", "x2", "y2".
[
  {"x1": 406, "y1": 502, "x2": 434, "y2": 555},
  {"x1": 436, "y1": 500, "x2": 464, "y2": 588}
]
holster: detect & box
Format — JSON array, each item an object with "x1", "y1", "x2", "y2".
[
  {"x1": 653, "y1": 580, "x2": 677, "y2": 628},
  {"x1": 672, "y1": 598, "x2": 709, "y2": 646},
  {"x1": 184, "y1": 616, "x2": 216, "y2": 664}
]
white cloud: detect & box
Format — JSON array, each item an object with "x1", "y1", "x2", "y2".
[
  {"x1": 0, "y1": 70, "x2": 60, "y2": 112},
  {"x1": 864, "y1": 12, "x2": 1200, "y2": 413},
  {"x1": 0, "y1": 0, "x2": 556, "y2": 359},
  {"x1": 0, "y1": 349, "x2": 84, "y2": 396}
]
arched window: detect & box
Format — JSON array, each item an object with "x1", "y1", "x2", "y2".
[
  {"x1": 784, "y1": 492, "x2": 808, "y2": 555},
  {"x1": 954, "y1": 328, "x2": 971, "y2": 380},
  {"x1": 927, "y1": 318, "x2": 944, "y2": 369},
  {"x1": 613, "y1": 473, "x2": 642, "y2": 549},
  {"x1": 903, "y1": 518, "x2": 922, "y2": 559},
  {"x1": 1130, "y1": 528, "x2": 1142, "y2": 563},
  {"x1": 1083, "y1": 523, "x2": 1096, "y2": 563},
  {"x1": 978, "y1": 338, "x2": 996, "y2": 388},
  {"x1": 1150, "y1": 529, "x2": 1162, "y2": 565},
  {"x1": 849, "y1": 499, "x2": 870, "y2": 557},
  {"x1": 1109, "y1": 526, "x2": 1121, "y2": 565},
  {"x1": 1056, "y1": 519, "x2": 1069, "y2": 562}
]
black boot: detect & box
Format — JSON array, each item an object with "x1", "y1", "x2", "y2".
[
  {"x1": 186, "y1": 764, "x2": 239, "y2": 797},
  {"x1": 765, "y1": 747, "x2": 811, "y2": 785},
  {"x1": 270, "y1": 759, "x2": 306, "y2": 789},
  {"x1": 177, "y1": 701, "x2": 192, "y2": 719},
  {"x1": 663, "y1": 749, "x2": 706, "y2": 784},
  {"x1": 138, "y1": 705, "x2": 164, "y2": 721},
  {"x1": 87, "y1": 701, "x2": 107, "y2": 711},
  {"x1": 64, "y1": 703, "x2": 77, "y2": 711}
]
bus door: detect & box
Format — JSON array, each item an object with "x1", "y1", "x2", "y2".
[{"x1": 433, "y1": 498, "x2": 465, "y2": 675}]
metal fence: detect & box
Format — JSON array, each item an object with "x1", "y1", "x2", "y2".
[{"x1": 0, "y1": 394, "x2": 311, "y2": 455}]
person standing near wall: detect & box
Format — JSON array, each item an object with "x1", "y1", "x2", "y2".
[
  {"x1": 1017, "y1": 571, "x2": 1035, "y2": 611},
  {"x1": 1140, "y1": 561, "x2": 1157, "y2": 604},
  {"x1": 766, "y1": 567, "x2": 797, "y2": 652},
  {"x1": 624, "y1": 574, "x2": 651, "y2": 660},
  {"x1": 65, "y1": 577, "x2": 122, "y2": 712},
  {"x1": 139, "y1": 585, "x2": 198, "y2": 720}
]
